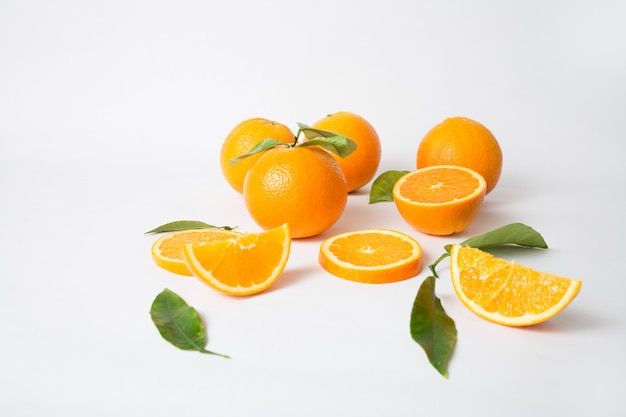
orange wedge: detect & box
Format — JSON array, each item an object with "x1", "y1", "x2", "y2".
[
  {"x1": 151, "y1": 228, "x2": 243, "y2": 276},
  {"x1": 392, "y1": 165, "x2": 486, "y2": 236},
  {"x1": 319, "y1": 229, "x2": 422, "y2": 284},
  {"x1": 450, "y1": 244, "x2": 582, "y2": 326},
  {"x1": 182, "y1": 223, "x2": 291, "y2": 296}
]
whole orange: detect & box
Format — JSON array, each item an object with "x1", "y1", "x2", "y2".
[
  {"x1": 220, "y1": 118, "x2": 295, "y2": 193},
  {"x1": 311, "y1": 111, "x2": 381, "y2": 192},
  {"x1": 416, "y1": 117, "x2": 503, "y2": 194},
  {"x1": 243, "y1": 146, "x2": 348, "y2": 239}
]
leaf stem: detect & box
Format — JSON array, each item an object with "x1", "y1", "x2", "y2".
[
  {"x1": 428, "y1": 252, "x2": 451, "y2": 278},
  {"x1": 201, "y1": 348, "x2": 231, "y2": 359}
]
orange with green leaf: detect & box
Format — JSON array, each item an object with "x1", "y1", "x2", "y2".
[{"x1": 232, "y1": 123, "x2": 357, "y2": 238}]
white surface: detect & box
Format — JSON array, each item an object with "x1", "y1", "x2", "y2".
[{"x1": 2, "y1": 1, "x2": 625, "y2": 416}]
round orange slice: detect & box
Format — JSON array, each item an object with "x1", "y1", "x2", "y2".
[
  {"x1": 319, "y1": 229, "x2": 422, "y2": 284},
  {"x1": 182, "y1": 223, "x2": 291, "y2": 296},
  {"x1": 450, "y1": 244, "x2": 582, "y2": 326},
  {"x1": 151, "y1": 228, "x2": 243, "y2": 276},
  {"x1": 392, "y1": 165, "x2": 486, "y2": 236}
]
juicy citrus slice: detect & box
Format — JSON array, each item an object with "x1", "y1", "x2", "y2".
[
  {"x1": 151, "y1": 228, "x2": 243, "y2": 276},
  {"x1": 392, "y1": 165, "x2": 486, "y2": 236},
  {"x1": 182, "y1": 223, "x2": 291, "y2": 296},
  {"x1": 450, "y1": 244, "x2": 582, "y2": 326},
  {"x1": 319, "y1": 229, "x2": 422, "y2": 284}
]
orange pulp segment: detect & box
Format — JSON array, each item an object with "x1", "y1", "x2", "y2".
[
  {"x1": 182, "y1": 223, "x2": 291, "y2": 296},
  {"x1": 151, "y1": 228, "x2": 243, "y2": 276},
  {"x1": 450, "y1": 244, "x2": 582, "y2": 326},
  {"x1": 319, "y1": 229, "x2": 422, "y2": 283}
]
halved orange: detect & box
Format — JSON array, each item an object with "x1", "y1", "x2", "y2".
[
  {"x1": 319, "y1": 229, "x2": 422, "y2": 284},
  {"x1": 393, "y1": 165, "x2": 486, "y2": 236},
  {"x1": 450, "y1": 244, "x2": 582, "y2": 326},
  {"x1": 182, "y1": 223, "x2": 291, "y2": 296},
  {"x1": 393, "y1": 165, "x2": 487, "y2": 236},
  {"x1": 151, "y1": 228, "x2": 243, "y2": 276}
]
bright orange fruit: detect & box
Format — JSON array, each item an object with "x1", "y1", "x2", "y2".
[
  {"x1": 243, "y1": 145, "x2": 347, "y2": 238},
  {"x1": 417, "y1": 117, "x2": 502, "y2": 194},
  {"x1": 450, "y1": 244, "x2": 582, "y2": 326},
  {"x1": 220, "y1": 118, "x2": 295, "y2": 193},
  {"x1": 151, "y1": 228, "x2": 243, "y2": 276},
  {"x1": 319, "y1": 229, "x2": 422, "y2": 284},
  {"x1": 392, "y1": 165, "x2": 486, "y2": 236},
  {"x1": 311, "y1": 111, "x2": 381, "y2": 192},
  {"x1": 182, "y1": 223, "x2": 291, "y2": 296}
]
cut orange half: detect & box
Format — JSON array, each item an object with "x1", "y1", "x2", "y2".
[
  {"x1": 319, "y1": 229, "x2": 422, "y2": 284},
  {"x1": 151, "y1": 228, "x2": 243, "y2": 276},
  {"x1": 182, "y1": 223, "x2": 291, "y2": 296},
  {"x1": 392, "y1": 165, "x2": 486, "y2": 236},
  {"x1": 450, "y1": 244, "x2": 582, "y2": 326}
]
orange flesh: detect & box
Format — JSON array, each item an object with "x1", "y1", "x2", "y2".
[
  {"x1": 191, "y1": 234, "x2": 286, "y2": 288},
  {"x1": 183, "y1": 224, "x2": 291, "y2": 295},
  {"x1": 328, "y1": 233, "x2": 418, "y2": 267},
  {"x1": 398, "y1": 167, "x2": 481, "y2": 204},
  {"x1": 319, "y1": 229, "x2": 422, "y2": 284},
  {"x1": 156, "y1": 231, "x2": 235, "y2": 260},
  {"x1": 452, "y1": 245, "x2": 582, "y2": 325}
]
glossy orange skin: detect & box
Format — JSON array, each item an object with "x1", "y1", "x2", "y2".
[
  {"x1": 311, "y1": 111, "x2": 381, "y2": 192},
  {"x1": 243, "y1": 146, "x2": 347, "y2": 238},
  {"x1": 220, "y1": 118, "x2": 295, "y2": 193}
]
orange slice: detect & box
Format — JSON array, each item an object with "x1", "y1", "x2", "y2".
[
  {"x1": 392, "y1": 165, "x2": 486, "y2": 236},
  {"x1": 151, "y1": 228, "x2": 243, "y2": 276},
  {"x1": 450, "y1": 244, "x2": 582, "y2": 326},
  {"x1": 319, "y1": 229, "x2": 422, "y2": 284},
  {"x1": 182, "y1": 223, "x2": 291, "y2": 296}
]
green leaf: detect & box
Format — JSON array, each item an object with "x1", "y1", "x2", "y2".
[
  {"x1": 297, "y1": 122, "x2": 341, "y2": 140},
  {"x1": 296, "y1": 136, "x2": 357, "y2": 158},
  {"x1": 428, "y1": 223, "x2": 548, "y2": 278},
  {"x1": 230, "y1": 138, "x2": 287, "y2": 165},
  {"x1": 368, "y1": 170, "x2": 410, "y2": 203},
  {"x1": 456, "y1": 222, "x2": 548, "y2": 251},
  {"x1": 410, "y1": 276, "x2": 456, "y2": 378},
  {"x1": 145, "y1": 220, "x2": 237, "y2": 235},
  {"x1": 149, "y1": 289, "x2": 229, "y2": 358},
  {"x1": 295, "y1": 122, "x2": 357, "y2": 158}
]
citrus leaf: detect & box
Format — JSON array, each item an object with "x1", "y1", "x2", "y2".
[
  {"x1": 230, "y1": 138, "x2": 287, "y2": 165},
  {"x1": 149, "y1": 289, "x2": 229, "y2": 358},
  {"x1": 297, "y1": 122, "x2": 341, "y2": 140},
  {"x1": 429, "y1": 223, "x2": 547, "y2": 277},
  {"x1": 456, "y1": 222, "x2": 548, "y2": 251},
  {"x1": 145, "y1": 220, "x2": 237, "y2": 235},
  {"x1": 369, "y1": 170, "x2": 410, "y2": 203},
  {"x1": 296, "y1": 136, "x2": 356, "y2": 158},
  {"x1": 410, "y1": 276, "x2": 456, "y2": 378}
]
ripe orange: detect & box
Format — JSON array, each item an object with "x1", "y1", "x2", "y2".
[
  {"x1": 319, "y1": 229, "x2": 422, "y2": 284},
  {"x1": 392, "y1": 165, "x2": 486, "y2": 236},
  {"x1": 151, "y1": 228, "x2": 243, "y2": 276},
  {"x1": 417, "y1": 117, "x2": 502, "y2": 194},
  {"x1": 450, "y1": 244, "x2": 582, "y2": 326},
  {"x1": 243, "y1": 145, "x2": 347, "y2": 239},
  {"x1": 311, "y1": 111, "x2": 381, "y2": 192},
  {"x1": 220, "y1": 118, "x2": 295, "y2": 193},
  {"x1": 182, "y1": 223, "x2": 291, "y2": 296}
]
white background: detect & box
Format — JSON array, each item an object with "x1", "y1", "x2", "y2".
[{"x1": 2, "y1": 1, "x2": 625, "y2": 416}]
